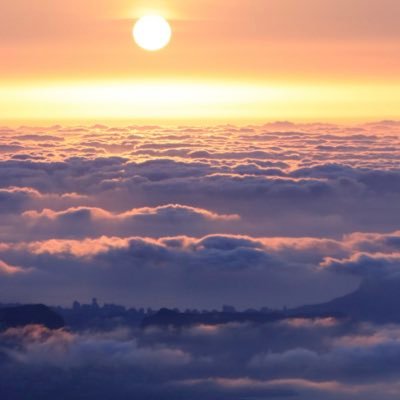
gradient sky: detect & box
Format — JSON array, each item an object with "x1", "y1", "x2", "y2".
[{"x1": 1, "y1": 0, "x2": 400, "y2": 123}]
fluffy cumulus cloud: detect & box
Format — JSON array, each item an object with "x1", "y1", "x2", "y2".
[
  {"x1": 20, "y1": 204, "x2": 240, "y2": 239},
  {"x1": 0, "y1": 121, "x2": 400, "y2": 398}
]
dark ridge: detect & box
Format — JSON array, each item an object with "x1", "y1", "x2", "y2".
[
  {"x1": 289, "y1": 278, "x2": 400, "y2": 323},
  {"x1": 0, "y1": 304, "x2": 64, "y2": 330}
]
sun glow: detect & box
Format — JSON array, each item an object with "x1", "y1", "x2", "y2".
[
  {"x1": 133, "y1": 15, "x2": 172, "y2": 51},
  {"x1": 1, "y1": 79, "x2": 400, "y2": 124}
]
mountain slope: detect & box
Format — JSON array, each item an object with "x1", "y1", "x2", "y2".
[{"x1": 291, "y1": 278, "x2": 400, "y2": 323}]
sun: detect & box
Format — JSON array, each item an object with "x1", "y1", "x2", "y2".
[{"x1": 133, "y1": 15, "x2": 172, "y2": 52}]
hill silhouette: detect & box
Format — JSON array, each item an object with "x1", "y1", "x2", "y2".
[
  {"x1": 291, "y1": 277, "x2": 400, "y2": 323},
  {"x1": 0, "y1": 304, "x2": 64, "y2": 330}
]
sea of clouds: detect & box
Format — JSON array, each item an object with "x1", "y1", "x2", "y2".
[
  {"x1": 0, "y1": 120, "x2": 400, "y2": 398},
  {"x1": 3, "y1": 319, "x2": 400, "y2": 399}
]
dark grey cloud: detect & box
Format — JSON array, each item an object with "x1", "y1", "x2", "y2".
[
  {"x1": 2, "y1": 318, "x2": 400, "y2": 400},
  {"x1": 6, "y1": 231, "x2": 400, "y2": 308}
]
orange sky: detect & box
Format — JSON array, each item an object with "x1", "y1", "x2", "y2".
[{"x1": 1, "y1": 0, "x2": 400, "y2": 123}]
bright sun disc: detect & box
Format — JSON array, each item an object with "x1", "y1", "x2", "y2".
[{"x1": 133, "y1": 15, "x2": 172, "y2": 51}]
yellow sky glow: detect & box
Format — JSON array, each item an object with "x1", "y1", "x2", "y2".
[
  {"x1": 2, "y1": 80, "x2": 399, "y2": 124},
  {"x1": 1, "y1": 0, "x2": 400, "y2": 123}
]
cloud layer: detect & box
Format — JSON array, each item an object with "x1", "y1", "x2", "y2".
[
  {"x1": 0, "y1": 121, "x2": 400, "y2": 399},
  {"x1": 0, "y1": 121, "x2": 399, "y2": 306},
  {"x1": 2, "y1": 319, "x2": 400, "y2": 400}
]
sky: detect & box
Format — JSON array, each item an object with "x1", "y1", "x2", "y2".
[{"x1": 1, "y1": 0, "x2": 400, "y2": 123}]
